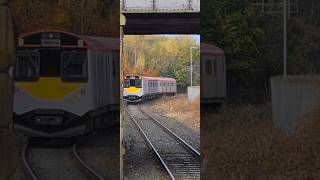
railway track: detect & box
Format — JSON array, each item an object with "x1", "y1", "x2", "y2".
[
  {"x1": 126, "y1": 105, "x2": 200, "y2": 180},
  {"x1": 22, "y1": 140, "x2": 107, "y2": 180}
]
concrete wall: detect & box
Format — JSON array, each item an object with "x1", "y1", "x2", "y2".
[
  {"x1": 271, "y1": 75, "x2": 320, "y2": 134},
  {"x1": 188, "y1": 86, "x2": 200, "y2": 102}
]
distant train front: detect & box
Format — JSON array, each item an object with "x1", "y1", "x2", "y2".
[{"x1": 123, "y1": 75, "x2": 176, "y2": 103}]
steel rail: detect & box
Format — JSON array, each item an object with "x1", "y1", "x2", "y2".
[
  {"x1": 139, "y1": 105, "x2": 200, "y2": 157},
  {"x1": 22, "y1": 143, "x2": 39, "y2": 180},
  {"x1": 125, "y1": 106, "x2": 176, "y2": 180},
  {"x1": 72, "y1": 142, "x2": 107, "y2": 180}
]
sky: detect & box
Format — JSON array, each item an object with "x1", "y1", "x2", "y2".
[{"x1": 164, "y1": 34, "x2": 200, "y2": 43}]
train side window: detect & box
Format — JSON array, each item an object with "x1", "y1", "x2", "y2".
[
  {"x1": 213, "y1": 59, "x2": 217, "y2": 77},
  {"x1": 61, "y1": 51, "x2": 87, "y2": 82},
  {"x1": 97, "y1": 55, "x2": 103, "y2": 80},
  {"x1": 205, "y1": 60, "x2": 212, "y2": 76},
  {"x1": 112, "y1": 59, "x2": 116, "y2": 77},
  {"x1": 112, "y1": 53, "x2": 117, "y2": 77},
  {"x1": 14, "y1": 50, "x2": 40, "y2": 81}
]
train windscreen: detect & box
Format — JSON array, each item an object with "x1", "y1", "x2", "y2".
[
  {"x1": 14, "y1": 48, "x2": 87, "y2": 82},
  {"x1": 123, "y1": 79, "x2": 142, "y2": 88},
  {"x1": 135, "y1": 79, "x2": 142, "y2": 88},
  {"x1": 14, "y1": 50, "x2": 40, "y2": 81},
  {"x1": 61, "y1": 51, "x2": 87, "y2": 81}
]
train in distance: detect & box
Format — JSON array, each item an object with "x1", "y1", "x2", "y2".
[{"x1": 123, "y1": 75, "x2": 177, "y2": 103}]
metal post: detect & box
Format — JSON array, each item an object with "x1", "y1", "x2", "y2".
[
  {"x1": 152, "y1": 0, "x2": 156, "y2": 10},
  {"x1": 283, "y1": 0, "x2": 287, "y2": 79},
  {"x1": 288, "y1": 0, "x2": 291, "y2": 19},
  {"x1": 190, "y1": 47, "x2": 193, "y2": 87},
  {"x1": 120, "y1": 13, "x2": 126, "y2": 180},
  {"x1": 190, "y1": 47, "x2": 199, "y2": 87}
]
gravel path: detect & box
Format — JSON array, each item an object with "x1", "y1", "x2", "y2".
[
  {"x1": 142, "y1": 105, "x2": 200, "y2": 151},
  {"x1": 29, "y1": 146, "x2": 89, "y2": 180},
  {"x1": 126, "y1": 105, "x2": 200, "y2": 180},
  {"x1": 124, "y1": 106, "x2": 169, "y2": 180},
  {"x1": 25, "y1": 129, "x2": 120, "y2": 180},
  {"x1": 77, "y1": 129, "x2": 120, "y2": 179}
]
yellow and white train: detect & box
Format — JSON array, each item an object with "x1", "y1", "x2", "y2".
[
  {"x1": 123, "y1": 75, "x2": 177, "y2": 103},
  {"x1": 11, "y1": 30, "x2": 119, "y2": 137}
]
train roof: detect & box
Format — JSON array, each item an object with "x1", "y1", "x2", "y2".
[
  {"x1": 141, "y1": 76, "x2": 176, "y2": 81},
  {"x1": 82, "y1": 36, "x2": 119, "y2": 51},
  {"x1": 201, "y1": 42, "x2": 224, "y2": 55},
  {"x1": 125, "y1": 75, "x2": 176, "y2": 81},
  {"x1": 18, "y1": 30, "x2": 119, "y2": 51}
]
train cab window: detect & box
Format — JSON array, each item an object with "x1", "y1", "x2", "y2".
[
  {"x1": 61, "y1": 51, "x2": 87, "y2": 81},
  {"x1": 133, "y1": 80, "x2": 138, "y2": 87},
  {"x1": 135, "y1": 79, "x2": 142, "y2": 88},
  {"x1": 205, "y1": 60, "x2": 212, "y2": 76},
  {"x1": 14, "y1": 50, "x2": 40, "y2": 81},
  {"x1": 124, "y1": 80, "x2": 129, "y2": 88}
]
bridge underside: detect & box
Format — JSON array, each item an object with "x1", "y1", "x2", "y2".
[{"x1": 123, "y1": 13, "x2": 200, "y2": 35}]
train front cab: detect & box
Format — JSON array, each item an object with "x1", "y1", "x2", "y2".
[
  {"x1": 12, "y1": 30, "x2": 119, "y2": 137},
  {"x1": 123, "y1": 76, "x2": 143, "y2": 103}
]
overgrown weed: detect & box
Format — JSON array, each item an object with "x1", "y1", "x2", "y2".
[
  {"x1": 146, "y1": 94, "x2": 200, "y2": 131},
  {"x1": 202, "y1": 104, "x2": 320, "y2": 179}
]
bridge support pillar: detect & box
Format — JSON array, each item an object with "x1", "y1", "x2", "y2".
[{"x1": 0, "y1": 1, "x2": 19, "y2": 179}]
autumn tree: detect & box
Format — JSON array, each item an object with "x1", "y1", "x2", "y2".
[
  {"x1": 10, "y1": 0, "x2": 119, "y2": 36},
  {"x1": 123, "y1": 35, "x2": 200, "y2": 88}
]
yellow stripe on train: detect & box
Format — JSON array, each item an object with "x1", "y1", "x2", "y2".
[
  {"x1": 124, "y1": 87, "x2": 141, "y2": 93},
  {"x1": 16, "y1": 77, "x2": 83, "y2": 100}
]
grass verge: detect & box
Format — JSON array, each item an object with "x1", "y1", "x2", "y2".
[
  {"x1": 145, "y1": 94, "x2": 200, "y2": 131},
  {"x1": 201, "y1": 104, "x2": 320, "y2": 179}
]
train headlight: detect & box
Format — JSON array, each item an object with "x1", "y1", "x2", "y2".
[{"x1": 34, "y1": 116, "x2": 63, "y2": 125}]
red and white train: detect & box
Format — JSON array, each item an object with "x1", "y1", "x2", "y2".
[{"x1": 123, "y1": 75, "x2": 176, "y2": 103}]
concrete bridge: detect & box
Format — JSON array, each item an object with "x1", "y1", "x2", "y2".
[{"x1": 121, "y1": 0, "x2": 200, "y2": 35}]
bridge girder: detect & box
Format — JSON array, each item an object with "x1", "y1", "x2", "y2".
[{"x1": 123, "y1": 13, "x2": 200, "y2": 35}]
